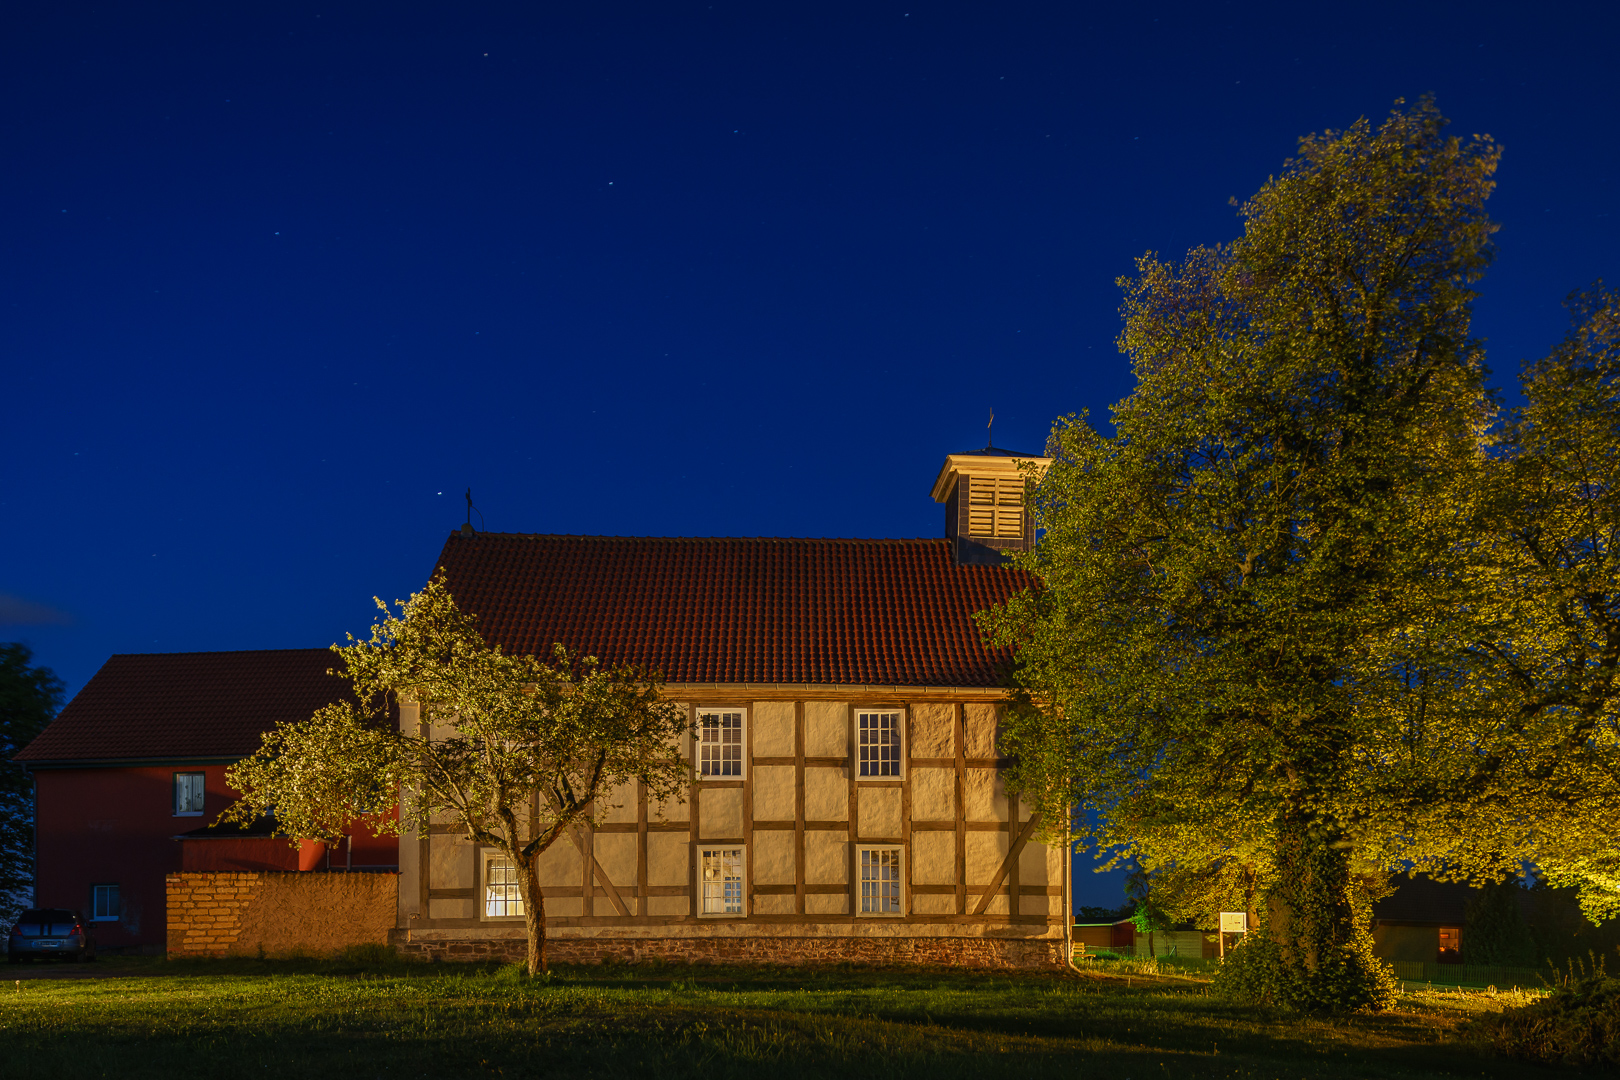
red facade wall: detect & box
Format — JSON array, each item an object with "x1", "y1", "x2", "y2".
[{"x1": 32, "y1": 765, "x2": 397, "y2": 951}]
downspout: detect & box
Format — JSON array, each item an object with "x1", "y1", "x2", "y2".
[{"x1": 1064, "y1": 808, "x2": 1082, "y2": 974}]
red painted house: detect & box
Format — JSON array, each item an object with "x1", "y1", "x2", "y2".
[{"x1": 13, "y1": 649, "x2": 397, "y2": 953}]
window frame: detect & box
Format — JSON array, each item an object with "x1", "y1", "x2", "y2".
[
  {"x1": 479, "y1": 850, "x2": 526, "y2": 922},
  {"x1": 697, "y1": 846, "x2": 746, "y2": 917},
  {"x1": 90, "y1": 883, "x2": 120, "y2": 922},
  {"x1": 694, "y1": 706, "x2": 748, "y2": 781},
  {"x1": 172, "y1": 771, "x2": 206, "y2": 817},
  {"x1": 855, "y1": 707, "x2": 906, "y2": 780},
  {"x1": 856, "y1": 844, "x2": 905, "y2": 917}
]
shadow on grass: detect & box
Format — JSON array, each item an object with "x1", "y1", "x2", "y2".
[{"x1": 0, "y1": 957, "x2": 1594, "y2": 1079}]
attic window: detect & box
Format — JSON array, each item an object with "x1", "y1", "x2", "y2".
[{"x1": 967, "y1": 476, "x2": 1024, "y2": 539}]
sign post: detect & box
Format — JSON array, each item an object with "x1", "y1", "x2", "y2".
[{"x1": 1217, "y1": 911, "x2": 1248, "y2": 959}]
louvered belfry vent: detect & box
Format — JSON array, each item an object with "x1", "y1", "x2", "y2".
[{"x1": 930, "y1": 446, "x2": 1050, "y2": 566}]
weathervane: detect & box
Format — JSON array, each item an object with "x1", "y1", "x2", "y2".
[{"x1": 987, "y1": 407, "x2": 995, "y2": 450}]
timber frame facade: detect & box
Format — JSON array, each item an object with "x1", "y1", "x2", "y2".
[{"x1": 394, "y1": 448, "x2": 1066, "y2": 967}]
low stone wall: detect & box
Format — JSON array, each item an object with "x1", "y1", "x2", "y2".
[
  {"x1": 166, "y1": 871, "x2": 396, "y2": 958},
  {"x1": 393, "y1": 932, "x2": 1064, "y2": 969}
]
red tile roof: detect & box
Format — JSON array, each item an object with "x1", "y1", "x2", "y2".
[
  {"x1": 434, "y1": 533, "x2": 1030, "y2": 687},
  {"x1": 14, "y1": 649, "x2": 347, "y2": 764}
]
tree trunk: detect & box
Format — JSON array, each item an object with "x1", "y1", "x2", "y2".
[
  {"x1": 1264, "y1": 808, "x2": 1395, "y2": 1011},
  {"x1": 519, "y1": 850, "x2": 547, "y2": 975}
]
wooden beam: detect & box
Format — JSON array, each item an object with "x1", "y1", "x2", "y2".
[
  {"x1": 971, "y1": 813, "x2": 1042, "y2": 916},
  {"x1": 795, "y1": 699, "x2": 806, "y2": 915},
  {"x1": 636, "y1": 780, "x2": 648, "y2": 917},
  {"x1": 954, "y1": 702, "x2": 966, "y2": 915}
]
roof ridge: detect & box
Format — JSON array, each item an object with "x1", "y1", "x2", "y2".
[
  {"x1": 103, "y1": 647, "x2": 336, "y2": 660},
  {"x1": 445, "y1": 533, "x2": 953, "y2": 544}
]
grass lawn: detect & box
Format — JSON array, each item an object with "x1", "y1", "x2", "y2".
[{"x1": 0, "y1": 954, "x2": 1582, "y2": 1079}]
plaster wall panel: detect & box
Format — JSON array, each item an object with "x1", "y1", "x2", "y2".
[
  {"x1": 978, "y1": 894, "x2": 1010, "y2": 916},
  {"x1": 911, "y1": 703, "x2": 954, "y2": 759},
  {"x1": 966, "y1": 831, "x2": 1010, "y2": 885},
  {"x1": 805, "y1": 767, "x2": 849, "y2": 821},
  {"x1": 595, "y1": 833, "x2": 636, "y2": 886},
  {"x1": 910, "y1": 832, "x2": 956, "y2": 886},
  {"x1": 647, "y1": 833, "x2": 690, "y2": 886},
  {"x1": 963, "y1": 769, "x2": 1005, "y2": 822},
  {"x1": 911, "y1": 893, "x2": 955, "y2": 915},
  {"x1": 805, "y1": 701, "x2": 849, "y2": 757},
  {"x1": 752, "y1": 701, "x2": 795, "y2": 757},
  {"x1": 649, "y1": 790, "x2": 689, "y2": 825},
  {"x1": 806, "y1": 892, "x2": 848, "y2": 915},
  {"x1": 600, "y1": 782, "x2": 638, "y2": 824},
  {"x1": 910, "y1": 768, "x2": 954, "y2": 823},
  {"x1": 429, "y1": 898, "x2": 475, "y2": 920},
  {"x1": 1019, "y1": 840, "x2": 1055, "y2": 884},
  {"x1": 804, "y1": 833, "x2": 848, "y2": 885},
  {"x1": 700, "y1": 787, "x2": 744, "y2": 839},
  {"x1": 964, "y1": 703, "x2": 1000, "y2": 759},
  {"x1": 536, "y1": 835, "x2": 583, "y2": 887},
  {"x1": 649, "y1": 896, "x2": 688, "y2": 917},
  {"x1": 754, "y1": 831, "x2": 795, "y2": 886},
  {"x1": 1020, "y1": 894, "x2": 1055, "y2": 916},
  {"x1": 540, "y1": 896, "x2": 583, "y2": 918},
  {"x1": 752, "y1": 766, "x2": 796, "y2": 821},
  {"x1": 858, "y1": 787, "x2": 902, "y2": 839},
  {"x1": 753, "y1": 893, "x2": 794, "y2": 915},
  {"x1": 430, "y1": 839, "x2": 472, "y2": 890}
]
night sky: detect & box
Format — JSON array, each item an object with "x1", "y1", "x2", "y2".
[{"x1": 5, "y1": 3, "x2": 1616, "y2": 907}]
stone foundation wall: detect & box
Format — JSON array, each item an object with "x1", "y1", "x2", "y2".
[
  {"x1": 166, "y1": 871, "x2": 396, "y2": 958},
  {"x1": 393, "y1": 931, "x2": 1064, "y2": 969}
]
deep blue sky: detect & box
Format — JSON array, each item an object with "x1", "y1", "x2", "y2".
[{"x1": 4, "y1": 3, "x2": 1616, "y2": 906}]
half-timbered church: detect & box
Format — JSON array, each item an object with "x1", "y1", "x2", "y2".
[{"x1": 399, "y1": 446, "x2": 1071, "y2": 967}]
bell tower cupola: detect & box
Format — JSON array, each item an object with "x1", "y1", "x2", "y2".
[{"x1": 930, "y1": 445, "x2": 1050, "y2": 566}]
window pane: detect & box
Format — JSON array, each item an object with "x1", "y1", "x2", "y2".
[
  {"x1": 860, "y1": 848, "x2": 902, "y2": 914},
  {"x1": 93, "y1": 885, "x2": 120, "y2": 920},
  {"x1": 858, "y1": 712, "x2": 901, "y2": 777},
  {"x1": 175, "y1": 773, "x2": 205, "y2": 814},
  {"x1": 699, "y1": 712, "x2": 744, "y2": 777},
  {"x1": 485, "y1": 858, "x2": 525, "y2": 918},
  {"x1": 701, "y1": 848, "x2": 743, "y2": 914}
]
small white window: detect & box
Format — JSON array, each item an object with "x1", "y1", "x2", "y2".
[
  {"x1": 858, "y1": 846, "x2": 903, "y2": 915},
  {"x1": 699, "y1": 847, "x2": 744, "y2": 915},
  {"x1": 91, "y1": 884, "x2": 120, "y2": 922},
  {"x1": 858, "y1": 710, "x2": 903, "y2": 777},
  {"x1": 697, "y1": 709, "x2": 745, "y2": 778},
  {"x1": 484, "y1": 856, "x2": 525, "y2": 918},
  {"x1": 173, "y1": 772, "x2": 205, "y2": 816}
]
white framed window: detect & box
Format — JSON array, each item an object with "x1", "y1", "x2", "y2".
[
  {"x1": 697, "y1": 708, "x2": 746, "y2": 779},
  {"x1": 173, "y1": 772, "x2": 205, "y2": 816},
  {"x1": 699, "y1": 847, "x2": 744, "y2": 915},
  {"x1": 483, "y1": 855, "x2": 525, "y2": 918},
  {"x1": 91, "y1": 884, "x2": 120, "y2": 922},
  {"x1": 857, "y1": 710, "x2": 903, "y2": 778},
  {"x1": 858, "y1": 846, "x2": 903, "y2": 916}
]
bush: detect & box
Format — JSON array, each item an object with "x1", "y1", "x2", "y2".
[
  {"x1": 1213, "y1": 928, "x2": 1398, "y2": 1013},
  {"x1": 1475, "y1": 969, "x2": 1620, "y2": 1068}
]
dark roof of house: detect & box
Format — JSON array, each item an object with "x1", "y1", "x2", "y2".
[
  {"x1": 14, "y1": 648, "x2": 347, "y2": 765},
  {"x1": 952, "y1": 445, "x2": 1041, "y2": 458},
  {"x1": 1372, "y1": 875, "x2": 1534, "y2": 924},
  {"x1": 433, "y1": 532, "x2": 1032, "y2": 687}
]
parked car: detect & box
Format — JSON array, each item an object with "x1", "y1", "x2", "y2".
[{"x1": 7, "y1": 909, "x2": 96, "y2": 963}]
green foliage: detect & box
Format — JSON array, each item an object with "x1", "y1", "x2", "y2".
[
  {"x1": 223, "y1": 573, "x2": 693, "y2": 973},
  {"x1": 1214, "y1": 928, "x2": 1398, "y2": 1014},
  {"x1": 0, "y1": 643, "x2": 63, "y2": 923},
  {"x1": 1474, "y1": 959, "x2": 1620, "y2": 1068},
  {"x1": 982, "y1": 98, "x2": 1517, "y2": 1012}
]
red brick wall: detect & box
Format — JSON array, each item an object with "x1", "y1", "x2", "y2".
[{"x1": 33, "y1": 765, "x2": 398, "y2": 951}]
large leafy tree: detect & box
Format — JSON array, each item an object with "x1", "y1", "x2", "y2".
[
  {"x1": 224, "y1": 574, "x2": 691, "y2": 973},
  {"x1": 1401, "y1": 284, "x2": 1620, "y2": 922},
  {"x1": 0, "y1": 643, "x2": 64, "y2": 923},
  {"x1": 984, "y1": 100, "x2": 1504, "y2": 1011}
]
